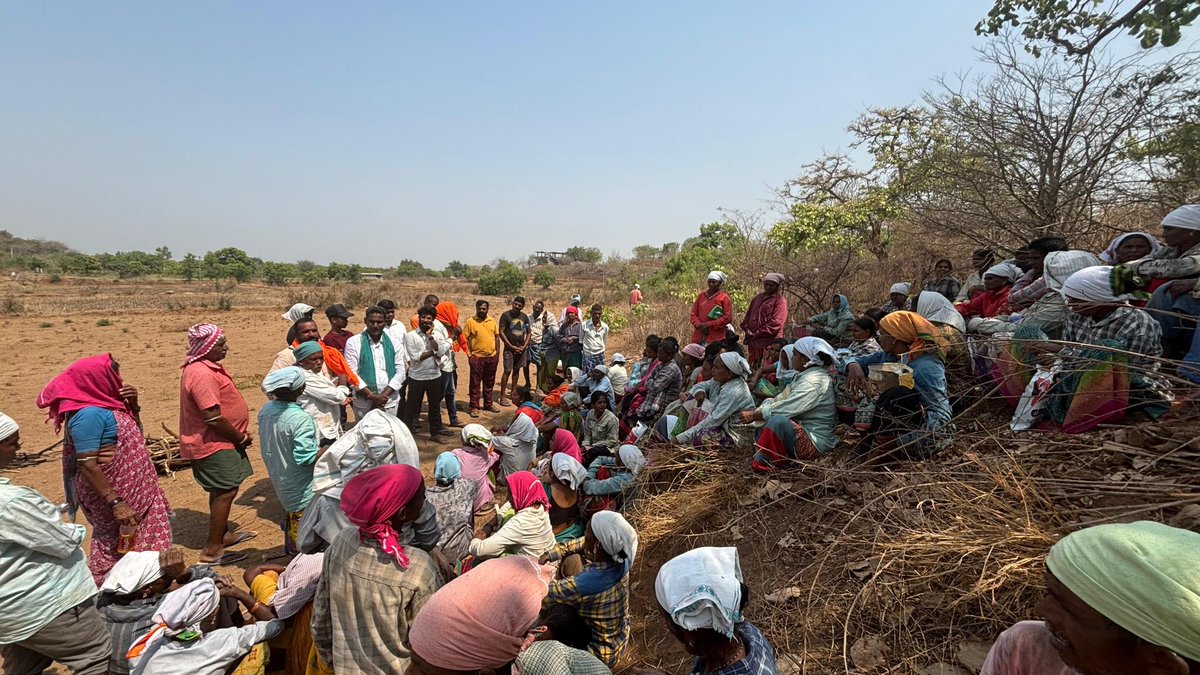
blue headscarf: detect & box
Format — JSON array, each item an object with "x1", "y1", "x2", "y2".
[{"x1": 434, "y1": 452, "x2": 461, "y2": 485}]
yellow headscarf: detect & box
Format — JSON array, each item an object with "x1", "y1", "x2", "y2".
[{"x1": 879, "y1": 311, "x2": 948, "y2": 361}]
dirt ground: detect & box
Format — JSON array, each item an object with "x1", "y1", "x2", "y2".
[{"x1": 1, "y1": 276, "x2": 673, "y2": 671}]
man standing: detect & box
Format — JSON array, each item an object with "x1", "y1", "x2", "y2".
[
  {"x1": 629, "y1": 284, "x2": 642, "y2": 307},
  {"x1": 402, "y1": 306, "x2": 453, "y2": 439},
  {"x1": 270, "y1": 318, "x2": 358, "y2": 390},
  {"x1": 581, "y1": 303, "x2": 610, "y2": 373},
  {"x1": 377, "y1": 298, "x2": 407, "y2": 346},
  {"x1": 740, "y1": 273, "x2": 789, "y2": 365},
  {"x1": 344, "y1": 306, "x2": 408, "y2": 418},
  {"x1": 690, "y1": 271, "x2": 733, "y2": 345},
  {"x1": 322, "y1": 304, "x2": 355, "y2": 354},
  {"x1": 524, "y1": 299, "x2": 550, "y2": 391},
  {"x1": 533, "y1": 301, "x2": 560, "y2": 393},
  {"x1": 0, "y1": 413, "x2": 113, "y2": 674},
  {"x1": 258, "y1": 367, "x2": 319, "y2": 556},
  {"x1": 408, "y1": 294, "x2": 440, "y2": 330},
  {"x1": 436, "y1": 301, "x2": 465, "y2": 428},
  {"x1": 179, "y1": 324, "x2": 256, "y2": 566},
  {"x1": 497, "y1": 296, "x2": 532, "y2": 407},
  {"x1": 463, "y1": 300, "x2": 501, "y2": 417}
]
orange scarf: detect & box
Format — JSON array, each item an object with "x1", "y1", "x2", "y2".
[
  {"x1": 437, "y1": 302, "x2": 469, "y2": 352},
  {"x1": 878, "y1": 311, "x2": 948, "y2": 361},
  {"x1": 293, "y1": 340, "x2": 360, "y2": 387}
]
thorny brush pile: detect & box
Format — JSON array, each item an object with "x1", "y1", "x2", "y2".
[{"x1": 619, "y1": 401, "x2": 1200, "y2": 674}]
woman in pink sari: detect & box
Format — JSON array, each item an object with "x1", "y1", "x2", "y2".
[
  {"x1": 452, "y1": 424, "x2": 496, "y2": 513},
  {"x1": 549, "y1": 428, "x2": 583, "y2": 464},
  {"x1": 36, "y1": 354, "x2": 172, "y2": 583}
]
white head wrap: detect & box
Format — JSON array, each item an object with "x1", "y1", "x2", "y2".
[
  {"x1": 654, "y1": 546, "x2": 744, "y2": 637},
  {"x1": 633, "y1": 284, "x2": 640, "y2": 289},
  {"x1": 311, "y1": 409, "x2": 419, "y2": 499},
  {"x1": 101, "y1": 551, "x2": 163, "y2": 595},
  {"x1": 566, "y1": 367, "x2": 582, "y2": 383},
  {"x1": 0, "y1": 412, "x2": 18, "y2": 442},
  {"x1": 155, "y1": 577, "x2": 220, "y2": 635},
  {"x1": 707, "y1": 271, "x2": 727, "y2": 283},
  {"x1": 590, "y1": 511, "x2": 638, "y2": 564},
  {"x1": 611, "y1": 353, "x2": 626, "y2": 364},
  {"x1": 461, "y1": 423, "x2": 493, "y2": 450},
  {"x1": 888, "y1": 282, "x2": 911, "y2": 296},
  {"x1": 984, "y1": 262, "x2": 1023, "y2": 283},
  {"x1": 1162, "y1": 205, "x2": 1200, "y2": 232},
  {"x1": 618, "y1": 444, "x2": 646, "y2": 475},
  {"x1": 1043, "y1": 251, "x2": 1102, "y2": 293},
  {"x1": 592, "y1": 364, "x2": 609, "y2": 376},
  {"x1": 793, "y1": 336, "x2": 837, "y2": 368},
  {"x1": 262, "y1": 366, "x2": 306, "y2": 393},
  {"x1": 503, "y1": 412, "x2": 539, "y2": 444},
  {"x1": 916, "y1": 291, "x2": 966, "y2": 333},
  {"x1": 1061, "y1": 266, "x2": 1127, "y2": 303},
  {"x1": 282, "y1": 303, "x2": 314, "y2": 322},
  {"x1": 776, "y1": 343, "x2": 799, "y2": 382},
  {"x1": 717, "y1": 352, "x2": 753, "y2": 379},
  {"x1": 551, "y1": 453, "x2": 587, "y2": 490},
  {"x1": 1099, "y1": 233, "x2": 1162, "y2": 264}
]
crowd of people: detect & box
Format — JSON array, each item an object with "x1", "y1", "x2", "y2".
[{"x1": 1, "y1": 204, "x2": 1199, "y2": 673}]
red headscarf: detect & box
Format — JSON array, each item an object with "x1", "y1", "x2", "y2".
[
  {"x1": 436, "y1": 301, "x2": 468, "y2": 353},
  {"x1": 339, "y1": 464, "x2": 424, "y2": 569},
  {"x1": 549, "y1": 428, "x2": 583, "y2": 464},
  {"x1": 506, "y1": 471, "x2": 549, "y2": 511},
  {"x1": 36, "y1": 354, "x2": 128, "y2": 432},
  {"x1": 184, "y1": 323, "x2": 224, "y2": 366}
]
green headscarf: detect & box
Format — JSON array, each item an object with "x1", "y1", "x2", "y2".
[
  {"x1": 1047, "y1": 521, "x2": 1200, "y2": 663},
  {"x1": 292, "y1": 341, "x2": 323, "y2": 362}
]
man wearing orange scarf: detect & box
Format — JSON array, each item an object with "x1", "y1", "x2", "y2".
[
  {"x1": 436, "y1": 302, "x2": 467, "y2": 427},
  {"x1": 271, "y1": 318, "x2": 359, "y2": 389}
]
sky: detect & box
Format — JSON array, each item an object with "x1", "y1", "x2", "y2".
[{"x1": 1, "y1": 2, "x2": 997, "y2": 268}]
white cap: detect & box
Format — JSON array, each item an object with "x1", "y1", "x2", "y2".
[{"x1": 611, "y1": 353, "x2": 626, "y2": 363}]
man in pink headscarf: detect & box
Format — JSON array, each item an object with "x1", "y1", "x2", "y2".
[
  {"x1": 740, "y1": 273, "x2": 789, "y2": 364},
  {"x1": 311, "y1": 465, "x2": 440, "y2": 673},
  {"x1": 408, "y1": 555, "x2": 554, "y2": 673},
  {"x1": 178, "y1": 324, "x2": 256, "y2": 566}
]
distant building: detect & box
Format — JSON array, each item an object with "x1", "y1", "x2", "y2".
[{"x1": 360, "y1": 272, "x2": 383, "y2": 281}]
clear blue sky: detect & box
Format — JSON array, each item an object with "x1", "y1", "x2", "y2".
[{"x1": 1, "y1": 2, "x2": 994, "y2": 268}]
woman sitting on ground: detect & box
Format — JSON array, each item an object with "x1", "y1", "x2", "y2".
[
  {"x1": 880, "y1": 283, "x2": 913, "y2": 314},
  {"x1": 548, "y1": 427, "x2": 585, "y2": 464},
  {"x1": 922, "y1": 258, "x2": 962, "y2": 303},
  {"x1": 469, "y1": 471, "x2": 556, "y2": 562},
  {"x1": 582, "y1": 444, "x2": 645, "y2": 511},
  {"x1": 748, "y1": 338, "x2": 788, "y2": 400},
  {"x1": 426, "y1": 452, "x2": 479, "y2": 563},
  {"x1": 626, "y1": 338, "x2": 683, "y2": 427},
  {"x1": 806, "y1": 294, "x2": 856, "y2": 346},
  {"x1": 242, "y1": 552, "x2": 325, "y2": 675},
  {"x1": 620, "y1": 335, "x2": 661, "y2": 419},
  {"x1": 541, "y1": 373, "x2": 569, "y2": 410},
  {"x1": 667, "y1": 352, "x2": 755, "y2": 447},
  {"x1": 581, "y1": 392, "x2": 620, "y2": 464},
  {"x1": 981, "y1": 521, "x2": 1200, "y2": 675},
  {"x1": 126, "y1": 578, "x2": 282, "y2": 675},
  {"x1": 679, "y1": 343, "x2": 707, "y2": 389},
  {"x1": 543, "y1": 453, "x2": 587, "y2": 542},
  {"x1": 452, "y1": 424, "x2": 496, "y2": 515},
  {"x1": 915, "y1": 290, "x2": 973, "y2": 381},
  {"x1": 834, "y1": 321, "x2": 884, "y2": 429},
  {"x1": 513, "y1": 386, "x2": 544, "y2": 424},
  {"x1": 647, "y1": 547, "x2": 777, "y2": 675},
  {"x1": 740, "y1": 338, "x2": 838, "y2": 472},
  {"x1": 956, "y1": 262, "x2": 1022, "y2": 320},
  {"x1": 845, "y1": 311, "x2": 952, "y2": 464},
  {"x1": 1007, "y1": 266, "x2": 1172, "y2": 432},
  {"x1": 554, "y1": 391, "x2": 585, "y2": 441},
  {"x1": 491, "y1": 412, "x2": 540, "y2": 481},
  {"x1": 572, "y1": 365, "x2": 616, "y2": 411},
  {"x1": 541, "y1": 511, "x2": 638, "y2": 667}
]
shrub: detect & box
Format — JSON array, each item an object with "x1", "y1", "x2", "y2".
[
  {"x1": 600, "y1": 305, "x2": 627, "y2": 331},
  {"x1": 39, "y1": 322, "x2": 52, "y2": 328},
  {"x1": 217, "y1": 296, "x2": 233, "y2": 311},
  {"x1": 96, "y1": 318, "x2": 112, "y2": 327},
  {"x1": 0, "y1": 296, "x2": 21, "y2": 316},
  {"x1": 477, "y1": 263, "x2": 525, "y2": 296},
  {"x1": 47, "y1": 273, "x2": 62, "y2": 283},
  {"x1": 532, "y1": 270, "x2": 555, "y2": 290}
]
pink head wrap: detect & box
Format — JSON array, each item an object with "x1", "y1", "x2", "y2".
[
  {"x1": 36, "y1": 354, "x2": 127, "y2": 432},
  {"x1": 549, "y1": 428, "x2": 583, "y2": 464},
  {"x1": 682, "y1": 343, "x2": 705, "y2": 360},
  {"x1": 506, "y1": 471, "x2": 549, "y2": 511},
  {"x1": 408, "y1": 555, "x2": 553, "y2": 669},
  {"x1": 566, "y1": 306, "x2": 580, "y2": 318},
  {"x1": 184, "y1": 323, "x2": 224, "y2": 366},
  {"x1": 339, "y1": 465, "x2": 424, "y2": 569}
]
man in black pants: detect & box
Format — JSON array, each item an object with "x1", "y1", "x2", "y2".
[{"x1": 402, "y1": 306, "x2": 454, "y2": 439}]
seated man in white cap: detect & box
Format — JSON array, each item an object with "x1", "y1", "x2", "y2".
[
  {"x1": 607, "y1": 353, "x2": 629, "y2": 401},
  {"x1": 981, "y1": 521, "x2": 1200, "y2": 675},
  {"x1": 1125, "y1": 205, "x2": 1200, "y2": 372},
  {"x1": 880, "y1": 282, "x2": 913, "y2": 314},
  {"x1": 0, "y1": 412, "x2": 113, "y2": 675}
]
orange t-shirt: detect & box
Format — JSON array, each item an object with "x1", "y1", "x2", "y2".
[{"x1": 179, "y1": 360, "x2": 250, "y2": 460}]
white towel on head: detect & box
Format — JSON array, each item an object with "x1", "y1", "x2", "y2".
[
  {"x1": 618, "y1": 445, "x2": 646, "y2": 475},
  {"x1": 984, "y1": 262, "x2": 1023, "y2": 283},
  {"x1": 889, "y1": 282, "x2": 911, "y2": 295},
  {"x1": 282, "y1": 303, "x2": 314, "y2": 322},
  {"x1": 718, "y1": 352, "x2": 753, "y2": 379},
  {"x1": 793, "y1": 337, "x2": 838, "y2": 367},
  {"x1": 654, "y1": 546, "x2": 744, "y2": 637},
  {"x1": 1061, "y1": 266, "x2": 1128, "y2": 303},
  {"x1": 707, "y1": 270, "x2": 727, "y2": 283},
  {"x1": 1043, "y1": 251, "x2": 1102, "y2": 292},
  {"x1": 0, "y1": 412, "x2": 17, "y2": 442},
  {"x1": 1162, "y1": 205, "x2": 1200, "y2": 231},
  {"x1": 551, "y1": 453, "x2": 587, "y2": 490},
  {"x1": 916, "y1": 291, "x2": 966, "y2": 333},
  {"x1": 101, "y1": 551, "x2": 163, "y2": 595},
  {"x1": 591, "y1": 511, "x2": 638, "y2": 564}
]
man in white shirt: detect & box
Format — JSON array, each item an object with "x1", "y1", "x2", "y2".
[
  {"x1": 581, "y1": 303, "x2": 610, "y2": 373},
  {"x1": 401, "y1": 306, "x2": 453, "y2": 440},
  {"x1": 344, "y1": 306, "x2": 407, "y2": 418},
  {"x1": 377, "y1": 298, "x2": 408, "y2": 346},
  {"x1": 0, "y1": 413, "x2": 112, "y2": 674}
]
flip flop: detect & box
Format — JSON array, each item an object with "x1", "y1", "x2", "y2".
[
  {"x1": 197, "y1": 551, "x2": 248, "y2": 566},
  {"x1": 226, "y1": 530, "x2": 258, "y2": 548}
]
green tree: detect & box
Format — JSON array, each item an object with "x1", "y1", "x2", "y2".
[
  {"x1": 444, "y1": 260, "x2": 471, "y2": 278},
  {"x1": 63, "y1": 254, "x2": 102, "y2": 275},
  {"x1": 202, "y1": 247, "x2": 256, "y2": 282},
  {"x1": 564, "y1": 246, "x2": 603, "y2": 264},
  {"x1": 661, "y1": 242, "x2": 680, "y2": 257},
  {"x1": 262, "y1": 262, "x2": 293, "y2": 286},
  {"x1": 106, "y1": 251, "x2": 161, "y2": 278},
  {"x1": 477, "y1": 262, "x2": 525, "y2": 295},
  {"x1": 978, "y1": 0, "x2": 1200, "y2": 56},
  {"x1": 632, "y1": 244, "x2": 661, "y2": 260},
  {"x1": 532, "y1": 269, "x2": 555, "y2": 289},
  {"x1": 180, "y1": 253, "x2": 199, "y2": 282},
  {"x1": 395, "y1": 259, "x2": 433, "y2": 277}
]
